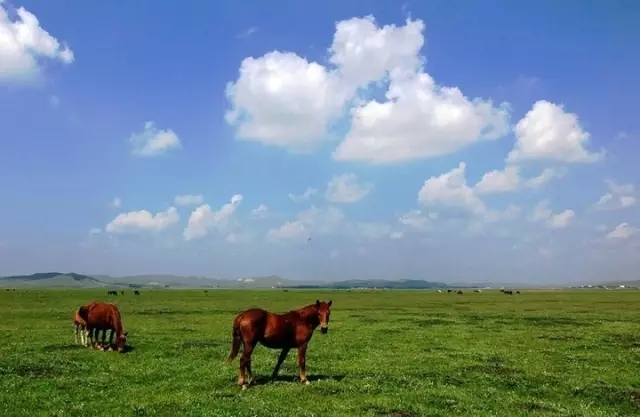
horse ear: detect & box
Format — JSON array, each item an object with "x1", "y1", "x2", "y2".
[
  {"x1": 316, "y1": 299, "x2": 320, "y2": 307},
  {"x1": 327, "y1": 300, "x2": 332, "y2": 308}
]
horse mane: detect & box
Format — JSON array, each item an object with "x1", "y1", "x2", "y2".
[{"x1": 287, "y1": 303, "x2": 318, "y2": 321}]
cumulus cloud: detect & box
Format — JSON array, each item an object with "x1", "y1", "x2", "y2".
[
  {"x1": 129, "y1": 121, "x2": 181, "y2": 157},
  {"x1": 418, "y1": 162, "x2": 486, "y2": 215},
  {"x1": 325, "y1": 173, "x2": 373, "y2": 203},
  {"x1": 416, "y1": 162, "x2": 523, "y2": 228},
  {"x1": 250, "y1": 204, "x2": 269, "y2": 219},
  {"x1": 0, "y1": 2, "x2": 74, "y2": 84},
  {"x1": 475, "y1": 166, "x2": 567, "y2": 195},
  {"x1": 183, "y1": 194, "x2": 243, "y2": 241},
  {"x1": 397, "y1": 209, "x2": 434, "y2": 231},
  {"x1": 105, "y1": 207, "x2": 179, "y2": 234},
  {"x1": 225, "y1": 15, "x2": 510, "y2": 163},
  {"x1": 606, "y1": 223, "x2": 636, "y2": 241},
  {"x1": 529, "y1": 200, "x2": 575, "y2": 229},
  {"x1": 288, "y1": 187, "x2": 317, "y2": 203},
  {"x1": 592, "y1": 180, "x2": 636, "y2": 211},
  {"x1": 507, "y1": 100, "x2": 604, "y2": 164},
  {"x1": 266, "y1": 221, "x2": 308, "y2": 242},
  {"x1": 267, "y1": 205, "x2": 345, "y2": 242},
  {"x1": 174, "y1": 194, "x2": 204, "y2": 206}
]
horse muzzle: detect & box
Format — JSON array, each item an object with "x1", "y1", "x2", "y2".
[{"x1": 320, "y1": 327, "x2": 328, "y2": 334}]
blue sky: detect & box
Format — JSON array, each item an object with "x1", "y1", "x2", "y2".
[{"x1": 1, "y1": 0, "x2": 639, "y2": 283}]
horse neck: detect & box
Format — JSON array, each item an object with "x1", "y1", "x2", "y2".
[
  {"x1": 295, "y1": 305, "x2": 320, "y2": 328},
  {"x1": 110, "y1": 309, "x2": 124, "y2": 336}
]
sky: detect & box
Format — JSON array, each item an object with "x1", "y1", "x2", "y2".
[{"x1": 0, "y1": 0, "x2": 639, "y2": 283}]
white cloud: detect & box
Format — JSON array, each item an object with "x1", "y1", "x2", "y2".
[
  {"x1": 296, "y1": 206, "x2": 345, "y2": 235},
  {"x1": 548, "y1": 209, "x2": 575, "y2": 229},
  {"x1": 288, "y1": 187, "x2": 317, "y2": 203},
  {"x1": 418, "y1": 162, "x2": 485, "y2": 215},
  {"x1": 397, "y1": 209, "x2": 432, "y2": 231},
  {"x1": 529, "y1": 200, "x2": 574, "y2": 229},
  {"x1": 250, "y1": 204, "x2": 269, "y2": 219},
  {"x1": 606, "y1": 223, "x2": 636, "y2": 241},
  {"x1": 474, "y1": 166, "x2": 567, "y2": 195},
  {"x1": 111, "y1": 197, "x2": 122, "y2": 208},
  {"x1": 129, "y1": 121, "x2": 181, "y2": 157},
  {"x1": 507, "y1": 100, "x2": 604, "y2": 164},
  {"x1": 225, "y1": 51, "x2": 347, "y2": 151},
  {"x1": 174, "y1": 194, "x2": 204, "y2": 206},
  {"x1": 226, "y1": 15, "x2": 510, "y2": 162},
  {"x1": 325, "y1": 173, "x2": 373, "y2": 203},
  {"x1": 183, "y1": 194, "x2": 243, "y2": 241},
  {"x1": 266, "y1": 221, "x2": 307, "y2": 242},
  {"x1": 88, "y1": 228, "x2": 101, "y2": 235},
  {"x1": 0, "y1": 2, "x2": 74, "y2": 84},
  {"x1": 592, "y1": 180, "x2": 636, "y2": 211},
  {"x1": 417, "y1": 163, "x2": 523, "y2": 228},
  {"x1": 267, "y1": 205, "x2": 345, "y2": 241},
  {"x1": 105, "y1": 207, "x2": 179, "y2": 234}
]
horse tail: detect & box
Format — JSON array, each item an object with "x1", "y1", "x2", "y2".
[{"x1": 227, "y1": 322, "x2": 242, "y2": 363}]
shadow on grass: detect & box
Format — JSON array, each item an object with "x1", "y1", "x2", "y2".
[
  {"x1": 248, "y1": 373, "x2": 346, "y2": 386},
  {"x1": 42, "y1": 344, "x2": 82, "y2": 352}
]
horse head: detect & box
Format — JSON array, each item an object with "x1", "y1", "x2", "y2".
[
  {"x1": 315, "y1": 299, "x2": 332, "y2": 334},
  {"x1": 116, "y1": 331, "x2": 128, "y2": 353}
]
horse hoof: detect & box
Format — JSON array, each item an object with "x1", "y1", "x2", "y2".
[{"x1": 241, "y1": 385, "x2": 248, "y2": 390}]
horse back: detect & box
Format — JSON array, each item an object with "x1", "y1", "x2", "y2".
[{"x1": 85, "y1": 301, "x2": 122, "y2": 331}]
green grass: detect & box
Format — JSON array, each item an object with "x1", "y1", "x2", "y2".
[{"x1": 0, "y1": 289, "x2": 639, "y2": 417}]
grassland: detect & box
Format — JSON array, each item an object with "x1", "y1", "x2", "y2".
[{"x1": 0, "y1": 289, "x2": 639, "y2": 417}]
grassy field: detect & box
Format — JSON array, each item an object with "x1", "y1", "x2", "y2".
[{"x1": 0, "y1": 289, "x2": 639, "y2": 417}]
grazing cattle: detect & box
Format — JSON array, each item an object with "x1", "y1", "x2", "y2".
[
  {"x1": 134, "y1": 290, "x2": 140, "y2": 295},
  {"x1": 447, "y1": 289, "x2": 453, "y2": 293},
  {"x1": 107, "y1": 290, "x2": 118, "y2": 296},
  {"x1": 516, "y1": 290, "x2": 520, "y2": 294},
  {"x1": 227, "y1": 300, "x2": 333, "y2": 389},
  {"x1": 79, "y1": 301, "x2": 128, "y2": 352},
  {"x1": 504, "y1": 290, "x2": 513, "y2": 295},
  {"x1": 436, "y1": 289, "x2": 442, "y2": 293},
  {"x1": 474, "y1": 289, "x2": 482, "y2": 293},
  {"x1": 499, "y1": 289, "x2": 505, "y2": 293},
  {"x1": 120, "y1": 290, "x2": 125, "y2": 296},
  {"x1": 204, "y1": 290, "x2": 209, "y2": 296},
  {"x1": 457, "y1": 290, "x2": 463, "y2": 295}
]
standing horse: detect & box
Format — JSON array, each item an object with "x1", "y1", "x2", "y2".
[{"x1": 227, "y1": 299, "x2": 332, "y2": 389}]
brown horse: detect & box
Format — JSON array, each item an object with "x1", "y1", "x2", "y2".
[{"x1": 227, "y1": 299, "x2": 333, "y2": 389}]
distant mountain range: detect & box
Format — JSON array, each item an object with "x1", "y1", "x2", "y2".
[{"x1": 0, "y1": 272, "x2": 477, "y2": 290}]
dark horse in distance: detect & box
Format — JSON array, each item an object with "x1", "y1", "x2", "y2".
[{"x1": 227, "y1": 299, "x2": 333, "y2": 389}]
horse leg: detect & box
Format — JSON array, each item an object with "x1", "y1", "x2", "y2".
[
  {"x1": 238, "y1": 340, "x2": 256, "y2": 389},
  {"x1": 297, "y1": 343, "x2": 310, "y2": 385},
  {"x1": 74, "y1": 324, "x2": 79, "y2": 344},
  {"x1": 271, "y1": 348, "x2": 291, "y2": 380}
]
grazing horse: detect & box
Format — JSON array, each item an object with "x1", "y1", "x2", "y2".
[
  {"x1": 73, "y1": 305, "x2": 91, "y2": 346},
  {"x1": 79, "y1": 301, "x2": 128, "y2": 352},
  {"x1": 227, "y1": 300, "x2": 333, "y2": 389},
  {"x1": 134, "y1": 290, "x2": 140, "y2": 295}
]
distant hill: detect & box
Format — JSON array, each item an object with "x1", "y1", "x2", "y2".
[
  {"x1": 286, "y1": 278, "x2": 457, "y2": 290},
  {"x1": 0, "y1": 272, "x2": 105, "y2": 288},
  {"x1": 0, "y1": 272, "x2": 460, "y2": 290}
]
